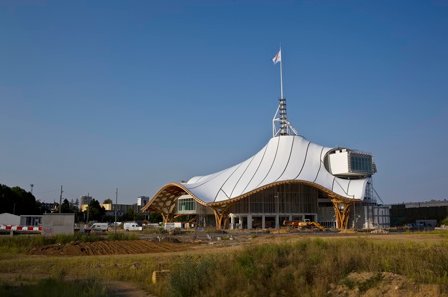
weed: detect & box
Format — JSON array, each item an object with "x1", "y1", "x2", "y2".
[
  {"x1": 358, "y1": 272, "x2": 384, "y2": 292},
  {"x1": 157, "y1": 238, "x2": 448, "y2": 297}
]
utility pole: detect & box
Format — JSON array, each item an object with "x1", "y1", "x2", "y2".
[
  {"x1": 115, "y1": 188, "x2": 118, "y2": 234},
  {"x1": 86, "y1": 193, "x2": 90, "y2": 223},
  {"x1": 59, "y1": 185, "x2": 63, "y2": 213}
]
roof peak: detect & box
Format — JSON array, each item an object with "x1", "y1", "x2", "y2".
[{"x1": 272, "y1": 98, "x2": 298, "y2": 137}]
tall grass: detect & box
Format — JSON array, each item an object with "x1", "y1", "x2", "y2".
[
  {"x1": 2, "y1": 236, "x2": 448, "y2": 296},
  {"x1": 0, "y1": 278, "x2": 107, "y2": 297},
  {"x1": 156, "y1": 238, "x2": 448, "y2": 297}
]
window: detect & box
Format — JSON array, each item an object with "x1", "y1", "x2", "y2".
[
  {"x1": 350, "y1": 154, "x2": 372, "y2": 174},
  {"x1": 178, "y1": 198, "x2": 195, "y2": 211}
]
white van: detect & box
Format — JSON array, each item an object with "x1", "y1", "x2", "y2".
[
  {"x1": 90, "y1": 223, "x2": 108, "y2": 232},
  {"x1": 124, "y1": 222, "x2": 142, "y2": 231}
]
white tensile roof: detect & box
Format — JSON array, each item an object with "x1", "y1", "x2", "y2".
[{"x1": 181, "y1": 135, "x2": 368, "y2": 204}]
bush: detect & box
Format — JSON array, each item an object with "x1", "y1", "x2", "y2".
[{"x1": 157, "y1": 238, "x2": 448, "y2": 297}]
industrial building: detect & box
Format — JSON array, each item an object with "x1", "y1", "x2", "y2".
[{"x1": 389, "y1": 200, "x2": 448, "y2": 227}]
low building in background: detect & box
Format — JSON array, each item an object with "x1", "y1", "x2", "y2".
[
  {"x1": 20, "y1": 215, "x2": 42, "y2": 226},
  {"x1": 389, "y1": 200, "x2": 448, "y2": 227},
  {"x1": 79, "y1": 195, "x2": 93, "y2": 212},
  {"x1": 137, "y1": 196, "x2": 150, "y2": 210},
  {"x1": 41, "y1": 213, "x2": 75, "y2": 236},
  {"x1": 39, "y1": 202, "x2": 59, "y2": 213},
  {"x1": 0, "y1": 213, "x2": 20, "y2": 225},
  {"x1": 104, "y1": 203, "x2": 138, "y2": 217}
]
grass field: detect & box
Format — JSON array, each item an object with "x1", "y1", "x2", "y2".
[
  {"x1": 0, "y1": 278, "x2": 107, "y2": 297},
  {"x1": 1, "y1": 231, "x2": 448, "y2": 296},
  {"x1": 158, "y1": 237, "x2": 448, "y2": 296}
]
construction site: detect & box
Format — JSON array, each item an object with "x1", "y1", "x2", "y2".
[{"x1": 1, "y1": 226, "x2": 448, "y2": 297}]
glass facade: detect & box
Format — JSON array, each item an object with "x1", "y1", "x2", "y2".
[
  {"x1": 350, "y1": 154, "x2": 372, "y2": 174},
  {"x1": 178, "y1": 198, "x2": 196, "y2": 212},
  {"x1": 229, "y1": 183, "x2": 319, "y2": 214}
]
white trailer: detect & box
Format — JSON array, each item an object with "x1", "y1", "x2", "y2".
[{"x1": 124, "y1": 222, "x2": 142, "y2": 231}]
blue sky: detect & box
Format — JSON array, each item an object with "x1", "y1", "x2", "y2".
[{"x1": 1, "y1": 0, "x2": 447, "y2": 204}]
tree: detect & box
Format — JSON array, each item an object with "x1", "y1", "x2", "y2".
[
  {"x1": 60, "y1": 199, "x2": 71, "y2": 213},
  {"x1": 84, "y1": 199, "x2": 105, "y2": 222},
  {"x1": 0, "y1": 184, "x2": 40, "y2": 215},
  {"x1": 120, "y1": 208, "x2": 136, "y2": 221}
]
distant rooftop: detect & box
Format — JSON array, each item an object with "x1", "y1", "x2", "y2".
[{"x1": 389, "y1": 199, "x2": 448, "y2": 208}]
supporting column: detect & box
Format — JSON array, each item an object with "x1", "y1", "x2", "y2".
[
  {"x1": 330, "y1": 196, "x2": 353, "y2": 230},
  {"x1": 262, "y1": 215, "x2": 266, "y2": 229},
  {"x1": 230, "y1": 214, "x2": 235, "y2": 230},
  {"x1": 211, "y1": 205, "x2": 231, "y2": 231},
  {"x1": 247, "y1": 215, "x2": 252, "y2": 229},
  {"x1": 275, "y1": 215, "x2": 280, "y2": 229},
  {"x1": 161, "y1": 212, "x2": 174, "y2": 224},
  {"x1": 238, "y1": 216, "x2": 243, "y2": 229}
]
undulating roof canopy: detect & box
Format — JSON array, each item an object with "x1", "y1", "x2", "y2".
[{"x1": 143, "y1": 135, "x2": 370, "y2": 211}]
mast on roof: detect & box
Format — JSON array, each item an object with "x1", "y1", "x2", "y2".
[{"x1": 272, "y1": 48, "x2": 298, "y2": 137}]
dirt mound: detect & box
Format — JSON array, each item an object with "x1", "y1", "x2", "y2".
[
  {"x1": 329, "y1": 272, "x2": 442, "y2": 297},
  {"x1": 28, "y1": 240, "x2": 192, "y2": 256}
]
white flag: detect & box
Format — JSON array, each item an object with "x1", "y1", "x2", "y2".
[{"x1": 272, "y1": 49, "x2": 281, "y2": 64}]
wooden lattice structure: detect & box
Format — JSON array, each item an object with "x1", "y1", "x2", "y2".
[{"x1": 141, "y1": 180, "x2": 356, "y2": 230}]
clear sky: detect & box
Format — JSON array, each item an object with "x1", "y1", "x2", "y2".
[{"x1": 1, "y1": 0, "x2": 447, "y2": 205}]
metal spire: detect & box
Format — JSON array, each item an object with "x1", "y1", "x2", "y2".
[{"x1": 272, "y1": 48, "x2": 298, "y2": 137}]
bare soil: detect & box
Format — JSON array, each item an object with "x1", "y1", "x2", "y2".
[
  {"x1": 28, "y1": 239, "x2": 194, "y2": 256},
  {"x1": 20, "y1": 230, "x2": 448, "y2": 258}
]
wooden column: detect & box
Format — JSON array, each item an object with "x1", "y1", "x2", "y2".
[
  {"x1": 161, "y1": 212, "x2": 174, "y2": 224},
  {"x1": 212, "y1": 205, "x2": 231, "y2": 230},
  {"x1": 330, "y1": 196, "x2": 353, "y2": 230}
]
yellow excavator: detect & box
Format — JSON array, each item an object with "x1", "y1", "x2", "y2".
[{"x1": 283, "y1": 219, "x2": 325, "y2": 231}]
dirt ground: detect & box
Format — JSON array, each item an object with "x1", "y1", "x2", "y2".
[
  {"x1": 25, "y1": 230, "x2": 448, "y2": 256},
  {"x1": 2, "y1": 230, "x2": 448, "y2": 297},
  {"x1": 28, "y1": 239, "x2": 195, "y2": 256}
]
